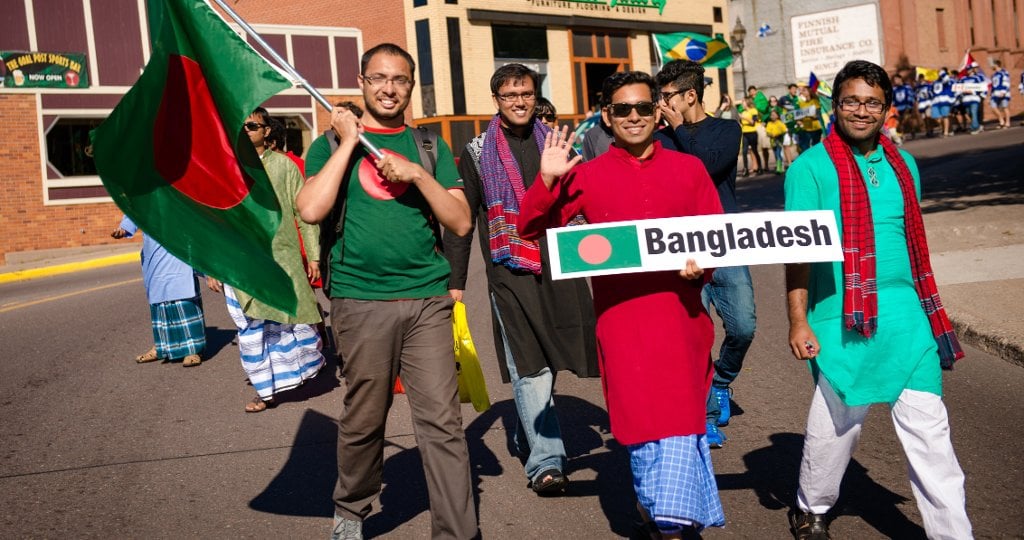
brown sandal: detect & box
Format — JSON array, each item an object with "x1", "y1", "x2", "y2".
[
  {"x1": 245, "y1": 395, "x2": 275, "y2": 413},
  {"x1": 182, "y1": 354, "x2": 201, "y2": 367},
  {"x1": 135, "y1": 347, "x2": 160, "y2": 363}
]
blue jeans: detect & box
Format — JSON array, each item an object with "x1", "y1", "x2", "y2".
[
  {"x1": 702, "y1": 265, "x2": 757, "y2": 421},
  {"x1": 491, "y1": 293, "x2": 567, "y2": 482},
  {"x1": 966, "y1": 102, "x2": 980, "y2": 130}
]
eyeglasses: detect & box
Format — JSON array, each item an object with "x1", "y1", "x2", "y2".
[
  {"x1": 495, "y1": 91, "x2": 536, "y2": 103},
  {"x1": 659, "y1": 89, "x2": 688, "y2": 103},
  {"x1": 362, "y1": 74, "x2": 413, "y2": 88},
  {"x1": 838, "y1": 97, "x2": 885, "y2": 114},
  {"x1": 537, "y1": 113, "x2": 556, "y2": 122},
  {"x1": 243, "y1": 122, "x2": 266, "y2": 132},
  {"x1": 607, "y1": 101, "x2": 656, "y2": 118}
]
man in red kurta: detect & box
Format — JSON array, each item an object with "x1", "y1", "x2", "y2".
[{"x1": 519, "y1": 71, "x2": 726, "y2": 539}]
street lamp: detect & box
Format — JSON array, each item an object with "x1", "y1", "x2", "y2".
[{"x1": 730, "y1": 17, "x2": 748, "y2": 96}]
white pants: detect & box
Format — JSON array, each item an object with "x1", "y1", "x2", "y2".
[{"x1": 796, "y1": 377, "x2": 973, "y2": 540}]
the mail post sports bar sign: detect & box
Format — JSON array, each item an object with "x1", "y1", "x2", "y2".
[{"x1": 546, "y1": 210, "x2": 842, "y2": 280}]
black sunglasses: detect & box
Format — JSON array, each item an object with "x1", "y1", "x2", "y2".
[
  {"x1": 607, "y1": 101, "x2": 656, "y2": 118},
  {"x1": 537, "y1": 113, "x2": 556, "y2": 122},
  {"x1": 243, "y1": 121, "x2": 267, "y2": 131}
]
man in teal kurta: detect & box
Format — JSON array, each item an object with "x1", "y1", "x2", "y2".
[{"x1": 784, "y1": 61, "x2": 971, "y2": 540}]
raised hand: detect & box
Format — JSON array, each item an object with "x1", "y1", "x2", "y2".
[{"x1": 539, "y1": 125, "x2": 582, "y2": 188}]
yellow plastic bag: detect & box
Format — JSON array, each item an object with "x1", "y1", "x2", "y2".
[{"x1": 453, "y1": 301, "x2": 490, "y2": 412}]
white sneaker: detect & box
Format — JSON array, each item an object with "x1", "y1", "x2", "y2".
[{"x1": 331, "y1": 514, "x2": 363, "y2": 540}]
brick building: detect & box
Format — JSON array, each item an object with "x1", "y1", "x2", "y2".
[
  {"x1": 404, "y1": 0, "x2": 733, "y2": 152},
  {"x1": 729, "y1": 0, "x2": 1024, "y2": 121},
  {"x1": 0, "y1": 0, "x2": 403, "y2": 264}
]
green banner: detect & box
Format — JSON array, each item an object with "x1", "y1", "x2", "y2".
[{"x1": 1, "y1": 51, "x2": 89, "y2": 88}]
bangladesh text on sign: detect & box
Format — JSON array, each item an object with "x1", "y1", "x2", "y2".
[
  {"x1": 0, "y1": 51, "x2": 89, "y2": 88},
  {"x1": 546, "y1": 211, "x2": 842, "y2": 280}
]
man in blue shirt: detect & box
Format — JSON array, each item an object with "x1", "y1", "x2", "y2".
[
  {"x1": 989, "y1": 60, "x2": 1012, "y2": 129},
  {"x1": 959, "y1": 62, "x2": 988, "y2": 134}
]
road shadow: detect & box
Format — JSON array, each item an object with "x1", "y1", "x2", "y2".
[
  {"x1": 716, "y1": 432, "x2": 924, "y2": 539},
  {"x1": 735, "y1": 141, "x2": 1024, "y2": 215},
  {"x1": 200, "y1": 327, "x2": 236, "y2": 360}
]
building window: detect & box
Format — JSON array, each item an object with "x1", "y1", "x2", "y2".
[
  {"x1": 447, "y1": 17, "x2": 466, "y2": 115},
  {"x1": 991, "y1": 0, "x2": 998, "y2": 47},
  {"x1": 46, "y1": 117, "x2": 102, "y2": 177},
  {"x1": 492, "y1": 25, "x2": 548, "y2": 60},
  {"x1": 713, "y1": 7, "x2": 723, "y2": 23},
  {"x1": 445, "y1": 0, "x2": 457, "y2": 4},
  {"x1": 1015, "y1": 0, "x2": 1021, "y2": 48},
  {"x1": 492, "y1": 25, "x2": 550, "y2": 99},
  {"x1": 967, "y1": 1, "x2": 975, "y2": 44},
  {"x1": 415, "y1": 19, "x2": 436, "y2": 116},
  {"x1": 936, "y1": 8, "x2": 947, "y2": 50},
  {"x1": 413, "y1": 0, "x2": 427, "y2": 6}
]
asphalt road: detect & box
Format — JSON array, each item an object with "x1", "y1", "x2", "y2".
[{"x1": 1, "y1": 129, "x2": 1022, "y2": 539}]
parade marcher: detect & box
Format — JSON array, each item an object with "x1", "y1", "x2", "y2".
[
  {"x1": 654, "y1": 59, "x2": 755, "y2": 448},
  {"x1": 296, "y1": 43, "x2": 477, "y2": 540},
  {"x1": 444, "y1": 63, "x2": 599, "y2": 495},
  {"x1": 784, "y1": 60, "x2": 972, "y2": 540},
  {"x1": 267, "y1": 117, "x2": 305, "y2": 173},
  {"x1": 960, "y1": 62, "x2": 988, "y2": 134},
  {"x1": 766, "y1": 109, "x2": 788, "y2": 173},
  {"x1": 913, "y1": 73, "x2": 934, "y2": 139},
  {"x1": 930, "y1": 69, "x2": 956, "y2": 137},
  {"x1": 739, "y1": 97, "x2": 762, "y2": 175},
  {"x1": 535, "y1": 96, "x2": 559, "y2": 130},
  {"x1": 520, "y1": 70, "x2": 726, "y2": 539},
  {"x1": 989, "y1": 61, "x2": 1012, "y2": 129},
  {"x1": 796, "y1": 84, "x2": 823, "y2": 151},
  {"x1": 112, "y1": 216, "x2": 206, "y2": 367},
  {"x1": 581, "y1": 116, "x2": 615, "y2": 161},
  {"x1": 891, "y1": 73, "x2": 914, "y2": 143},
  {"x1": 206, "y1": 107, "x2": 324, "y2": 413},
  {"x1": 778, "y1": 83, "x2": 802, "y2": 166}
]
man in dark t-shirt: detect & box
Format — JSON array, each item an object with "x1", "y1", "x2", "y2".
[{"x1": 655, "y1": 60, "x2": 757, "y2": 450}]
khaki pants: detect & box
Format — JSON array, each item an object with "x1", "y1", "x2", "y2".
[{"x1": 331, "y1": 296, "x2": 477, "y2": 539}]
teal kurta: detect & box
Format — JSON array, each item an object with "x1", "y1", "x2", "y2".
[
  {"x1": 784, "y1": 143, "x2": 940, "y2": 406},
  {"x1": 231, "y1": 150, "x2": 322, "y2": 324}
]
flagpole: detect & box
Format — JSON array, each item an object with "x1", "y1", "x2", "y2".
[{"x1": 210, "y1": 0, "x2": 383, "y2": 159}]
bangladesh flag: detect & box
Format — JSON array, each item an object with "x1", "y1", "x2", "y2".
[
  {"x1": 556, "y1": 225, "x2": 643, "y2": 274},
  {"x1": 653, "y1": 32, "x2": 734, "y2": 68},
  {"x1": 91, "y1": 0, "x2": 298, "y2": 314}
]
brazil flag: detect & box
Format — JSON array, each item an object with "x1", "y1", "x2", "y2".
[
  {"x1": 556, "y1": 225, "x2": 643, "y2": 275},
  {"x1": 654, "y1": 32, "x2": 734, "y2": 68},
  {"x1": 92, "y1": 0, "x2": 298, "y2": 314}
]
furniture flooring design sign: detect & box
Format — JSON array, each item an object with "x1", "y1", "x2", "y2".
[
  {"x1": 1, "y1": 51, "x2": 90, "y2": 88},
  {"x1": 546, "y1": 211, "x2": 841, "y2": 280}
]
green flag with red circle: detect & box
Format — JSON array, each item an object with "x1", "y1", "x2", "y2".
[
  {"x1": 555, "y1": 225, "x2": 643, "y2": 274},
  {"x1": 91, "y1": 0, "x2": 298, "y2": 314}
]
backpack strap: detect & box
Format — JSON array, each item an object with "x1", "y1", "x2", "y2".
[{"x1": 411, "y1": 125, "x2": 438, "y2": 175}]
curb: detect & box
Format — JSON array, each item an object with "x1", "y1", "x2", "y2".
[
  {"x1": 950, "y1": 314, "x2": 1024, "y2": 369},
  {"x1": 0, "y1": 252, "x2": 140, "y2": 284}
]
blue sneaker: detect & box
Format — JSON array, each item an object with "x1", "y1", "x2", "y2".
[
  {"x1": 706, "y1": 423, "x2": 726, "y2": 448},
  {"x1": 714, "y1": 386, "x2": 732, "y2": 426}
]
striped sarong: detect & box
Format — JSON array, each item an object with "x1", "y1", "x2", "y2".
[
  {"x1": 224, "y1": 286, "x2": 324, "y2": 400},
  {"x1": 629, "y1": 434, "x2": 725, "y2": 532},
  {"x1": 150, "y1": 296, "x2": 206, "y2": 360}
]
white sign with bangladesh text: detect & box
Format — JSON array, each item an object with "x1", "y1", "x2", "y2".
[{"x1": 546, "y1": 211, "x2": 842, "y2": 280}]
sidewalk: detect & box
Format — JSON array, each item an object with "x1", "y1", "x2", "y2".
[{"x1": 2, "y1": 233, "x2": 1022, "y2": 367}]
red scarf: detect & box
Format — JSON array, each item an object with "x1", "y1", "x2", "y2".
[{"x1": 823, "y1": 130, "x2": 964, "y2": 368}]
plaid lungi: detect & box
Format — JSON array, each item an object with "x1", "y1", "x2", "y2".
[
  {"x1": 224, "y1": 285, "x2": 324, "y2": 400},
  {"x1": 150, "y1": 296, "x2": 206, "y2": 360},
  {"x1": 629, "y1": 434, "x2": 725, "y2": 532}
]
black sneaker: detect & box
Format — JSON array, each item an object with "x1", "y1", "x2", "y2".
[{"x1": 789, "y1": 509, "x2": 831, "y2": 540}]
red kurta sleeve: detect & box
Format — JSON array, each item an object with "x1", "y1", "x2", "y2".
[{"x1": 519, "y1": 169, "x2": 586, "y2": 240}]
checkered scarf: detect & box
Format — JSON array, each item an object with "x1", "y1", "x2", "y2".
[
  {"x1": 823, "y1": 130, "x2": 964, "y2": 368},
  {"x1": 479, "y1": 115, "x2": 548, "y2": 274}
]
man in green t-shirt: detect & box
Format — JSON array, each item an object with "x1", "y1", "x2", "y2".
[{"x1": 296, "y1": 43, "x2": 476, "y2": 540}]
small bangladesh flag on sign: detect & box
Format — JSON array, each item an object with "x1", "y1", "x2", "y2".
[
  {"x1": 555, "y1": 225, "x2": 643, "y2": 275},
  {"x1": 91, "y1": 0, "x2": 298, "y2": 314}
]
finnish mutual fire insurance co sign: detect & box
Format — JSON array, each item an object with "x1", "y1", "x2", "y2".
[{"x1": 546, "y1": 210, "x2": 842, "y2": 280}]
